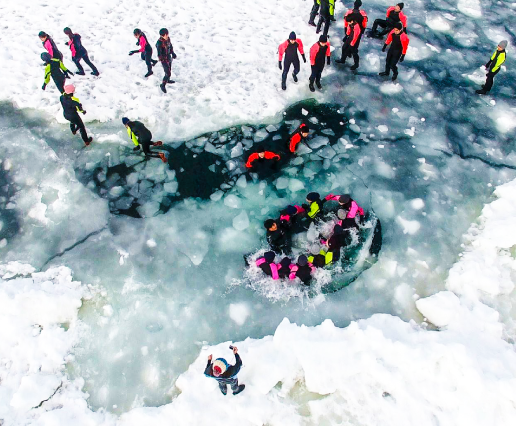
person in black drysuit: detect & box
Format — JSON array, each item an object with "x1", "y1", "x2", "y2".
[
  {"x1": 290, "y1": 255, "x2": 314, "y2": 285},
  {"x1": 129, "y1": 29, "x2": 158, "y2": 78},
  {"x1": 370, "y1": 3, "x2": 406, "y2": 38},
  {"x1": 41, "y1": 52, "x2": 72, "y2": 94},
  {"x1": 156, "y1": 28, "x2": 177, "y2": 93},
  {"x1": 122, "y1": 117, "x2": 167, "y2": 162},
  {"x1": 60, "y1": 85, "x2": 93, "y2": 146},
  {"x1": 316, "y1": 0, "x2": 331, "y2": 37},
  {"x1": 278, "y1": 32, "x2": 306, "y2": 90},
  {"x1": 204, "y1": 346, "x2": 245, "y2": 396},
  {"x1": 63, "y1": 27, "x2": 99, "y2": 76},
  {"x1": 379, "y1": 23, "x2": 409, "y2": 81},
  {"x1": 264, "y1": 219, "x2": 291, "y2": 254},
  {"x1": 39, "y1": 31, "x2": 63, "y2": 60},
  {"x1": 309, "y1": 35, "x2": 331, "y2": 92},
  {"x1": 308, "y1": 0, "x2": 320, "y2": 27}
]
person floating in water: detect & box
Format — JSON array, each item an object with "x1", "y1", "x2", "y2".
[
  {"x1": 278, "y1": 31, "x2": 306, "y2": 91},
  {"x1": 264, "y1": 219, "x2": 291, "y2": 254},
  {"x1": 41, "y1": 52, "x2": 72, "y2": 93},
  {"x1": 60, "y1": 84, "x2": 92, "y2": 146},
  {"x1": 302, "y1": 192, "x2": 326, "y2": 220},
  {"x1": 129, "y1": 29, "x2": 158, "y2": 78},
  {"x1": 324, "y1": 193, "x2": 364, "y2": 220},
  {"x1": 204, "y1": 346, "x2": 245, "y2": 396},
  {"x1": 245, "y1": 148, "x2": 281, "y2": 170},
  {"x1": 289, "y1": 254, "x2": 315, "y2": 285},
  {"x1": 64, "y1": 27, "x2": 99, "y2": 76},
  {"x1": 122, "y1": 117, "x2": 167, "y2": 162},
  {"x1": 476, "y1": 40, "x2": 507, "y2": 95},
  {"x1": 255, "y1": 251, "x2": 291, "y2": 280},
  {"x1": 288, "y1": 123, "x2": 310, "y2": 153}
]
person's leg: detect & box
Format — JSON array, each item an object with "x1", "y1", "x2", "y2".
[
  {"x1": 162, "y1": 62, "x2": 172, "y2": 84},
  {"x1": 73, "y1": 56, "x2": 85, "y2": 75},
  {"x1": 82, "y1": 52, "x2": 99, "y2": 75},
  {"x1": 309, "y1": 66, "x2": 317, "y2": 91},
  {"x1": 351, "y1": 49, "x2": 360, "y2": 69},
  {"x1": 308, "y1": 1, "x2": 319, "y2": 25},
  {"x1": 339, "y1": 44, "x2": 350, "y2": 62},
  {"x1": 73, "y1": 115, "x2": 90, "y2": 143},
  {"x1": 144, "y1": 52, "x2": 153, "y2": 76},
  {"x1": 371, "y1": 19, "x2": 384, "y2": 34},
  {"x1": 229, "y1": 379, "x2": 239, "y2": 392},
  {"x1": 281, "y1": 58, "x2": 291, "y2": 88},
  {"x1": 316, "y1": 15, "x2": 324, "y2": 33},
  {"x1": 484, "y1": 70, "x2": 498, "y2": 92},
  {"x1": 292, "y1": 57, "x2": 300, "y2": 81},
  {"x1": 377, "y1": 21, "x2": 394, "y2": 37},
  {"x1": 69, "y1": 122, "x2": 77, "y2": 135},
  {"x1": 323, "y1": 16, "x2": 331, "y2": 37},
  {"x1": 315, "y1": 67, "x2": 323, "y2": 89},
  {"x1": 218, "y1": 381, "x2": 228, "y2": 395},
  {"x1": 381, "y1": 49, "x2": 394, "y2": 75},
  {"x1": 54, "y1": 76, "x2": 65, "y2": 93}
]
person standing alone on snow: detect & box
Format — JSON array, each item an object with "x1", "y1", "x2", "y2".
[
  {"x1": 379, "y1": 23, "x2": 409, "y2": 81},
  {"x1": 204, "y1": 346, "x2": 245, "y2": 396},
  {"x1": 122, "y1": 118, "x2": 167, "y2": 163},
  {"x1": 278, "y1": 32, "x2": 306, "y2": 90},
  {"x1": 309, "y1": 35, "x2": 331, "y2": 92},
  {"x1": 63, "y1": 27, "x2": 99, "y2": 76},
  {"x1": 60, "y1": 84, "x2": 93, "y2": 146},
  {"x1": 476, "y1": 40, "x2": 507, "y2": 95},
  {"x1": 156, "y1": 28, "x2": 177, "y2": 93},
  {"x1": 129, "y1": 29, "x2": 158, "y2": 78}
]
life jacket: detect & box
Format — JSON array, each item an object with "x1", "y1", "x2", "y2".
[
  {"x1": 126, "y1": 126, "x2": 140, "y2": 147},
  {"x1": 256, "y1": 257, "x2": 280, "y2": 280},
  {"x1": 289, "y1": 263, "x2": 316, "y2": 281},
  {"x1": 307, "y1": 200, "x2": 323, "y2": 218},
  {"x1": 489, "y1": 50, "x2": 506, "y2": 73},
  {"x1": 308, "y1": 250, "x2": 333, "y2": 265}
]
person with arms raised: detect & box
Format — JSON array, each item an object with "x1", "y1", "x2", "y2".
[{"x1": 204, "y1": 346, "x2": 245, "y2": 396}]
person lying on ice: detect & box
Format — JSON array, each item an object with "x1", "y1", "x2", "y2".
[
  {"x1": 255, "y1": 251, "x2": 291, "y2": 280},
  {"x1": 41, "y1": 52, "x2": 72, "y2": 94},
  {"x1": 369, "y1": 3, "x2": 407, "y2": 38},
  {"x1": 204, "y1": 346, "x2": 245, "y2": 396},
  {"x1": 129, "y1": 29, "x2": 158, "y2": 78},
  {"x1": 264, "y1": 219, "x2": 291, "y2": 254},
  {"x1": 245, "y1": 148, "x2": 281, "y2": 169},
  {"x1": 278, "y1": 31, "x2": 306, "y2": 91},
  {"x1": 122, "y1": 117, "x2": 167, "y2": 163},
  {"x1": 379, "y1": 22, "x2": 410, "y2": 81},
  {"x1": 288, "y1": 123, "x2": 310, "y2": 153},
  {"x1": 324, "y1": 193, "x2": 364, "y2": 219},
  {"x1": 64, "y1": 27, "x2": 99, "y2": 76},
  {"x1": 60, "y1": 84, "x2": 93, "y2": 146},
  {"x1": 476, "y1": 40, "x2": 507, "y2": 95},
  {"x1": 289, "y1": 254, "x2": 315, "y2": 285}
]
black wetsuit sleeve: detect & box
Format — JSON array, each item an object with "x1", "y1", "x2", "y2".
[
  {"x1": 226, "y1": 353, "x2": 242, "y2": 377},
  {"x1": 204, "y1": 360, "x2": 213, "y2": 376}
]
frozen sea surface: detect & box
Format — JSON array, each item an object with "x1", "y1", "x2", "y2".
[{"x1": 1, "y1": 0, "x2": 516, "y2": 424}]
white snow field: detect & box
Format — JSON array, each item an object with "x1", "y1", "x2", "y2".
[{"x1": 1, "y1": 0, "x2": 516, "y2": 424}]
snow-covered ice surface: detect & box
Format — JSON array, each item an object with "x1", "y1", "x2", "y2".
[{"x1": 1, "y1": 0, "x2": 516, "y2": 424}]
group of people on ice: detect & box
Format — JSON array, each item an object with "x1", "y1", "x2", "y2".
[
  {"x1": 254, "y1": 191, "x2": 365, "y2": 285},
  {"x1": 278, "y1": 1, "x2": 507, "y2": 92}
]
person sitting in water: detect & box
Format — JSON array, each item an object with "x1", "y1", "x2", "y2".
[
  {"x1": 264, "y1": 219, "x2": 291, "y2": 254},
  {"x1": 245, "y1": 148, "x2": 281, "y2": 169},
  {"x1": 301, "y1": 192, "x2": 326, "y2": 220},
  {"x1": 324, "y1": 193, "x2": 364, "y2": 220},
  {"x1": 289, "y1": 254, "x2": 315, "y2": 285},
  {"x1": 309, "y1": 235, "x2": 342, "y2": 266},
  {"x1": 255, "y1": 251, "x2": 291, "y2": 280},
  {"x1": 288, "y1": 123, "x2": 310, "y2": 153}
]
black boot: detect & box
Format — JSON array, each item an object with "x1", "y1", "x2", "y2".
[
  {"x1": 309, "y1": 82, "x2": 315, "y2": 92},
  {"x1": 316, "y1": 81, "x2": 322, "y2": 89},
  {"x1": 281, "y1": 81, "x2": 287, "y2": 90},
  {"x1": 160, "y1": 83, "x2": 167, "y2": 93},
  {"x1": 350, "y1": 60, "x2": 359, "y2": 70},
  {"x1": 145, "y1": 71, "x2": 153, "y2": 78},
  {"x1": 476, "y1": 89, "x2": 488, "y2": 95},
  {"x1": 379, "y1": 71, "x2": 389, "y2": 76},
  {"x1": 233, "y1": 384, "x2": 245, "y2": 395},
  {"x1": 167, "y1": 79, "x2": 175, "y2": 84},
  {"x1": 152, "y1": 60, "x2": 158, "y2": 66},
  {"x1": 392, "y1": 72, "x2": 398, "y2": 81},
  {"x1": 335, "y1": 58, "x2": 346, "y2": 64},
  {"x1": 292, "y1": 73, "x2": 298, "y2": 83}
]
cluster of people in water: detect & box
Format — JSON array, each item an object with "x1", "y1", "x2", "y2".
[
  {"x1": 278, "y1": 0, "x2": 507, "y2": 93},
  {"x1": 252, "y1": 191, "x2": 365, "y2": 286}
]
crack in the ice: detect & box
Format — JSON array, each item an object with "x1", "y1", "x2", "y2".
[
  {"x1": 434, "y1": 148, "x2": 516, "y2": 170},
  {"x1": 40, "y1": 226, "x2": 108, "y2": 271},
  {"x1": 32, "y1": 382, "x2": 63, "y2": 409}
]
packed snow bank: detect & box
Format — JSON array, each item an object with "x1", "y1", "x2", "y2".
[
  {"x1": 0, "y1": 263, "x2": 112, "y2": 425},
  {"x1": 1, "y1": 0, "x2": 336, "y2": 140}
]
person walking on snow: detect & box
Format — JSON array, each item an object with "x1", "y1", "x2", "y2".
[
  {"x1": 344, "y1": 0, "x2": 368, "y2": 34},
  {"x1": 204, "y1": 346, "x2": 245, "y2": 396},
  {"x1": 316, "y1": 0, "x2": 332, "y2": 37},
  {"x1": 289, "y1": 123, "x2": 310, "y2": 153},
  {"x1": 129, "y1": 29, "x2": 158, "y2": 78},
  {"x1": 60, "y1": 84, "x2": 93, "y2": 146},
  {"x1": 379, "y1": 23, "x2": 409, "y2": 81},
  {"x1": 63, "y1": 28, "x2": 99, "y2": 76},
  {"x1": 39, "y1": 31, "x2": 63, "y2": 60},
  {"x1": 156, "y1": 28, "x2": 177, "y2": 93},
  {"x1": 278, "y1": 32, "x2": 306, "y2": 90},
  {"x1": 41, "y1": 52, "x2": 73, "y2": 94},
  {"x1": 476, "y1": 40, "x2": 507, "y2": 95},
  {"x1": 335, "y1": 14, "x2": 362, "y2": 70},
  {"x1": 369, "y1": 3, "x2": 407, "y2": 38},
  {"x1": 308, "y1": 0, "x2": 320, "y2": 27},
  {"x1": 309, "y1": 35, "x2": 331, "y2": 92},
  {"x1": 122, "y1": 118, "x2": 167, "y2": 163}
]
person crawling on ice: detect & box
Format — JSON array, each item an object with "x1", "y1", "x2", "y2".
[
  {"x1": 289, "y1": 254, "x2": 315, "y2": 285},
  {"x1": 245, "y1": 148, "x2": 281, "y2": 170},
  {"x1": 60, "y1": 84, "x2": 93, "y2": 146},
  {"x1": 476, "y1": 40, "x2": 507, "y2": 95},
  {"x1": 64, "y1": 27, "x2": 99, "y2": 76},
  {"x1": 41, "y1": 52, "x2": 72, "y2": 94},
  {"x1": 129, "y1": 29, "x2": 158, "y2": 78},
  {"x1": 264, "y1": 219, "x2": 291, "y2": 254},
  {"x1": 288, "y1": 123, "x2": 310, "y2": 153},
  {"x1": 204, "y1": 346, "x2": 245, "y2": 396},
  {"x1": 278, "y1": 32, "x2": 306, "y2": 91},
  {"x1": 39, "y1": 31, "x2": 63, "y2": 60},
  {"x1": 122, "y1": 117, "x2": 167, "y2": 163},
  {"x1": 325, "y1": 193, "x2": 364, "y2": 220}
]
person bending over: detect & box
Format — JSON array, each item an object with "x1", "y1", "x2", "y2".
[{"x1": 204, "y1": 346, "x2": 245, "y2": 396}]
